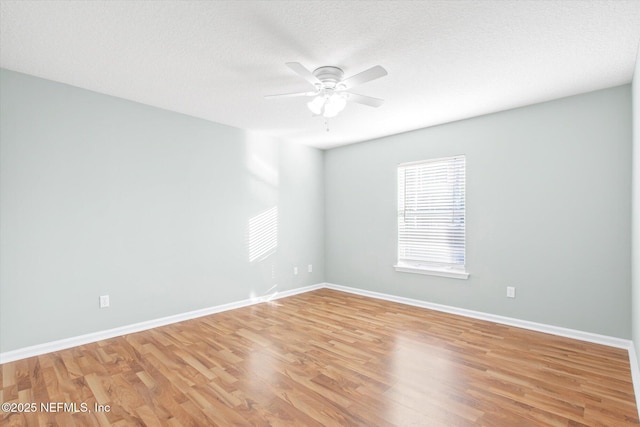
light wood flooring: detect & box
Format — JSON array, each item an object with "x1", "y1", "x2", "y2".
[{"x1": 1, "y1": 288, "x2": 637, "y2": 426}]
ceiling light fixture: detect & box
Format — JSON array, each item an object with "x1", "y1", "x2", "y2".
[{"x1": 307, "y1": 91, "x2": 347, "y2": 118}]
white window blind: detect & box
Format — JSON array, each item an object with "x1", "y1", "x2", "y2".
[{"x1": 397, "y1": 155, "x2": 466, "y2": 274}]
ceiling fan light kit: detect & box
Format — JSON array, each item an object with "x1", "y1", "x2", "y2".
[
  {"x1": 265, "y1": 62, "x2": 387, "y2": 123},
  {"x1": 307, "y1": 92, "x2": 347, "y2": 118}
]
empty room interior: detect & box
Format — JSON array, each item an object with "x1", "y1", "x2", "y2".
[{"x1": 2, "y1": 1, "x2": 640, "y2": 426}]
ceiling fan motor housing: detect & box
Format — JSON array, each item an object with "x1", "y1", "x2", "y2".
[{"x1": 313, "y1": 66, "x2": 344, "y2": 89}]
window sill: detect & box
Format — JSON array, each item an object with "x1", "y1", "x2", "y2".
[{"x1": 394, "y1": 264, "x2": 469, "y2": 280}]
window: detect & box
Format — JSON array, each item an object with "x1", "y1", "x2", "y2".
[{"x1": 395, "y1": 155, "x2": 468, "y2": 279}]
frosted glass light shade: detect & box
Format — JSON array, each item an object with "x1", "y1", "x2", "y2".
[
  {"x1": 323, "y1": 94, "x2": 347, "y2": 118},
  {"x1": 307, "y1": 93, "x2": 347, "y2": 118},
  {"x1": 307, "y1": 96, "x2": 325, "y2": 115}
]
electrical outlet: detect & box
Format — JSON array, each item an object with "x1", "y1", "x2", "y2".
[
  {"x1": 293, "y1": 267, "x2": 298, "y2": 275},
  {"x1": 506, "y1": 287, "x2": 516, "y2": 298},
  {"x1": 308, "y1": 264, "x2": 313, "y2": 273},
  {"x1": 99, "y1": 295, "x2": 110, "y2": 308}
]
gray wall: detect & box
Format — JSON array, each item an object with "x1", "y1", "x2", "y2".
[
  {"x1": 1, "y1": 67, "x2": 633, "y2": 354},
  {"x1": 0, "y1": 69, "x2": 324, "y2": 353},
  {"x1": 632, "y1": 46, "x2": 640, "y2": 357},
  {"x1": 325, "y1": 86, "x2": 632, "y2": 339}
]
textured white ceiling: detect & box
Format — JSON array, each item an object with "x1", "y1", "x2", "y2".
[{"x1": 1, "y1": 1, "x2": 639, "y2": 149}]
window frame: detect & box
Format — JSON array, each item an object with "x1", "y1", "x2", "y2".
[{"x1": 394, "y1": 155, "x2": 469, "y2": 280}]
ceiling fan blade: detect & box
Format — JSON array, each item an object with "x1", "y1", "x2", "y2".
[
  {"x1": 286, "y1": 62, "x2": 321, "y2": 87},
  {"x1": 345, "y1": 92, "x2": 384, "y2": 108},
  {"x1": 341, "y1": 65, "x2": 387, "y2": 89},
  {"x1": 264, "y1": 91, "x2": 317, "y2": 99}
]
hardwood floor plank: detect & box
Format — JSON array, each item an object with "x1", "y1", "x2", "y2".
[{"x1": 1, "y1": 288, "x2": 637, "y2": 426}]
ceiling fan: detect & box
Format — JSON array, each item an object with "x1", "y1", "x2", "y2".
[{"x1": 265, "y1": 62, "x2": 388, "y2": 119}]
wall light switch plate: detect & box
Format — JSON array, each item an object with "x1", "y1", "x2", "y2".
[
  {"x1": 293, "y1": 267, "x2": 298, "y2": 275},
  {"x1": 506, "y1": 287, "x2": 516, "y2": 298},
  {"x1": 308, "y1": 264, "x2": 313, "y2": 273},
  {"x1": 99, "y1": 295, "x2": 110, "y2": 308}
]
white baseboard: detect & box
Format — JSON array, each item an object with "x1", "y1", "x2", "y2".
[
  {"x1": 0, "y1": 280, "x2": 633, "y2": 359},
  {"x1": 0, "y1": 283, "x2": 324, "y2": 364},
  {"x1": 323, "y1": 283, "x2": 633, "y2": 349}
]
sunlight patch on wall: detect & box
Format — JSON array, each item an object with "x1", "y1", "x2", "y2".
[
  {"x1": 245, "y1": 132, "x2": 279, "y2": 188},
  {"x1": 247, "y1": 206, "x2": 278, "y2": 262}
]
